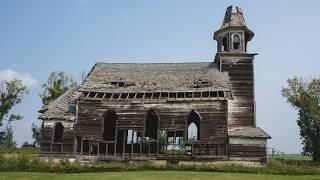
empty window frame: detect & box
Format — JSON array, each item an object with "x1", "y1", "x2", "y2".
[
  {"x1": 145, "y1": 110, "x2": 159, "y2": 140},
  {"x1": 210, "y1": 91, "x2": 218, "y2": 98},
  {"x1": 187, "y1": 110, "x2": 201, "y2": 140},
  {"x1": 96, "y1": 92, "x2": 105, "y2": 99},
  {"x1": 218, "y1": 91, "x2": 224, "y2": 98},
  {"x1": 120, "y1": 93, "x2": 128, "y2": 100},
  {"x1": 222, "y1": 36, "x2": 228, "y2": 51},
  {"x1": 185, "y1": 92, "x2": 192, "y2": 98},
  {"x1": 160, "y1": 92, "x2": 169, "y2": 99},
  {"x1": 83, "y1": 92, "x2": 89, "y2": 97},
  {"x1": 202, "y1": 91, "x2": 209, "y2": 98},
  {"x1": 88, "y1": 92, "x2": 96, "y2": 98},
  {"x1": 53, "y1": 122, "x2": 64, "y2": 143},
  {"x1": 153, "y1": 92, "x2": 160, "y2": 99},
  {"x1": 232, "y1": 34, "x2": 241, "y2": 49},
  {"x1": 169, "y1": 92, "x2": 176, "y2": 99}
]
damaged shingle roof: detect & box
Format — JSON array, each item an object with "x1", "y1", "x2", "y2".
[
  {"x1": 39, "y1": 87, "x2": 82, "y2": 121},
  {"x1": 228, "y1": 127, "x2": 271, "y2": 139},
  {"x1": 79, "y1": 62, "x2": 230, "y2": 93},
  {"x1": 214, "y1": 6, "x2": 254, "y2": 41},
  {"x1": 220, "y1": 6, "x2": 247, "y2": 30}
]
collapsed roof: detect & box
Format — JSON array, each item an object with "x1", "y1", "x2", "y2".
[
  {"x1": 39, "y1": 86, "x2": 82, "y2": 121},
  {"x1": 79, "y1": 62, "x2": 230, "y2": 93}
]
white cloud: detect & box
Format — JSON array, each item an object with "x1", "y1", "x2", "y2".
[{"x1": 0, "y1": 69, "x2": 38, "y2": 87}]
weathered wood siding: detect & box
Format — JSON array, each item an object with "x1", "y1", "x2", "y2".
[
  {"x1": 220, "y1": 55, "x2": 255, "y2": 129},
  {"x1": 40, "y1": 126, "x2": 74, "y2": 153},
  {"x1": 228, "y1": 144, "x2": 267, "y2": 163},
  {"x1": 62, "y1": 128, "x2": 74, "y2": 153},
  {"x1": 40, "y1": 127, "x2": 53, "y2": 152},
  {"x1": 75, "y1": 99, "x2": 228, "y2": 144}
]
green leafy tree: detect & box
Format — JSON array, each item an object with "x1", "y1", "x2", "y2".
[
  {"x1": 39, "y1": 71, "x2": 76, "y2": 106},
  {"x1": 1, "y1": 123, "x2": 16, "y2": 148},
  {"x1": 0, "y1": 79, "x2": 28, "y2": 148},
  {"x1": 31, "y1": 123, "x2": 41, "y2": 147},
  {"x1": 282, "y1": 76, "x2": 320, "y2": 162}
]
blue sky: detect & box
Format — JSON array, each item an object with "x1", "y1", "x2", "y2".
[{"x1": 1, "y1": 0, "x2": 319, "y2": 153}]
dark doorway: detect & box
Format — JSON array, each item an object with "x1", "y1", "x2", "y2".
[
  {"x1": 76, "y1": 136, "x2": 81, "y2": 153},
  {"x1": 116, "y1": 130, "x2": 125, "y2": 153},
  {"x1": 103, "y1": 110, "x2": 117, "y2": 141},
  {"x1": 53, "y1": 122, "x2": 64, "y2": 143},
  {"x1": 187, "y1": 110, "x2": 201, "y2": 140},
  {"x1": 145, "y1": 110, "x2": 158, "y2": 140}
]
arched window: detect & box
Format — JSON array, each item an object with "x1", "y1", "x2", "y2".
[
  {"x1": 145, "y1": 110, "x2": 158, "y2": 140},
  {"x1": 232, "y1": 34, "x2": 241, "y2": 49},
  {"x1": 221, "y1": 36, "x2": 228, "y2": 51},
  {"x1": 103, "y1": 110, "x2": 117, "y2": 141},
  {"x1": 188, "y1": 122, "x2": 198, "y2": 140},
  {"x1": 53, "y1": 122, "x2": 64, "y2": 143},
  {"x1": 187, "y1": 110, "x2": 201, "y2": 140}
]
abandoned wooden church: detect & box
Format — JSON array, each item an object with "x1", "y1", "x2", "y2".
[{"x1": 39, "y1": 6, "x2": 271, "y2": 163}]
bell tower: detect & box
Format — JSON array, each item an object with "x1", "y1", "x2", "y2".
[
  {"x1": 214, "y1": 6, "x2": 254, "y2": 53},
  {"x1": 214, "y1": 6, "x2": 257, "y2": 130}
]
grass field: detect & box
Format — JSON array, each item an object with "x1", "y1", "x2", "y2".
[
  {"x1": 0, "y1": 171, "x2": 320, "y2": 180},
  {"x1": 271, "y1": 154, "x2": 313, "y2": 161}
]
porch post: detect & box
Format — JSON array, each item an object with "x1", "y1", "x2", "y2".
[
  {"x1": 88, "y1": 141, "x2": 91, "y2": 156},
  {"x1": 122, "y1": 130, "x2": 126, "y2": 158},
  {"x1": 139, "y1": 136, "x2": 142, "y2": 156},
  {"x1": 106, "y1": 143, "x2": 108, "y2": 156},
  {"x1": 97, "y1": 142, "x2": 100, "y2": 156},
  {"x1": 80, "y1": 138, "x2": 83, "y2": 155},
  {"x1": 130, "y1": 131, "x2": 134, "y2": 157}
]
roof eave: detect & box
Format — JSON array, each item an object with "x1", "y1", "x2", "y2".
[
  {"x1": 213, "y1": 26, "x2": 254, "y2": 41},
  {"x1": 228, "y1": 135, "x2": 272, "y2": 139}
]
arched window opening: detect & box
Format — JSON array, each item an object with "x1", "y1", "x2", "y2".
[
  {"x1": 188, "y1": 122, "x2": 198, "y2": 141},
  {"x1": 145, "y1": 110, "x2": 158, "y2": 140},
  {"x1": 103, "y1": 110, "x2": 117, "y2": 141},
  {"x1": 232, "y1": 34, "x2": 240, "y2": 49},
  {"x1": 187, "y1": 110, "x2": 201, "y2": 140},
  {"x1": 222, "y1": 36, "x2": 228, "y2": 51},
  {"x1": 53, "y1": 122, "x2": 64, "y2": 143}
]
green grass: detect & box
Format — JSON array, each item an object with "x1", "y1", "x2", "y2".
[
  {"x1": 1, "y1": 155, "x2": 320, "y2": 175},
  {"x1": 271, "y1": 154, "x2": 312, "y2": 161},
  {"x1": 0, "y1": 147, "x2": 39, "y2": 155},
  {"x1": 0, "y1": 147, "x2": 39, "y2": 159},
  {"x1": 0, "y1": 171, "x2": 319, "y2": 180},
  {"x1": 0, "y1": 148, "x2": 320, "y2": 176}
]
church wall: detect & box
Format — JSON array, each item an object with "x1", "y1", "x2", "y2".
[{"x1": 75, "y1": 98, "x2": 228, "y2": 144}]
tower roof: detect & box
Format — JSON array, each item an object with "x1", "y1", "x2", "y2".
[
  {"x1": 220, "y1": 6, "x2": 246, "y2": 29},
  {"x1": 214, "y1": 6, "x2": 254, "y2": 41}
]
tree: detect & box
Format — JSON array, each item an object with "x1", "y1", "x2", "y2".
[
  {"x1": 1, "y1": 123, "x2": 16, "y2": 148},
  {"x1": 282, "y1": 76, "x2": 320, "y2": 162},
  {"x1": 0, "y1": 79, "x2": 28, "y2": 148},
  {"x1": 21, "y1": 141, "x2": 34, "y2": 148},
  {"x1": 31, "y1": 123, "x2": 41, "y2": 147},
  {"x1": 39, "y1": 71, "x2": 76, "y2": 106}
]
